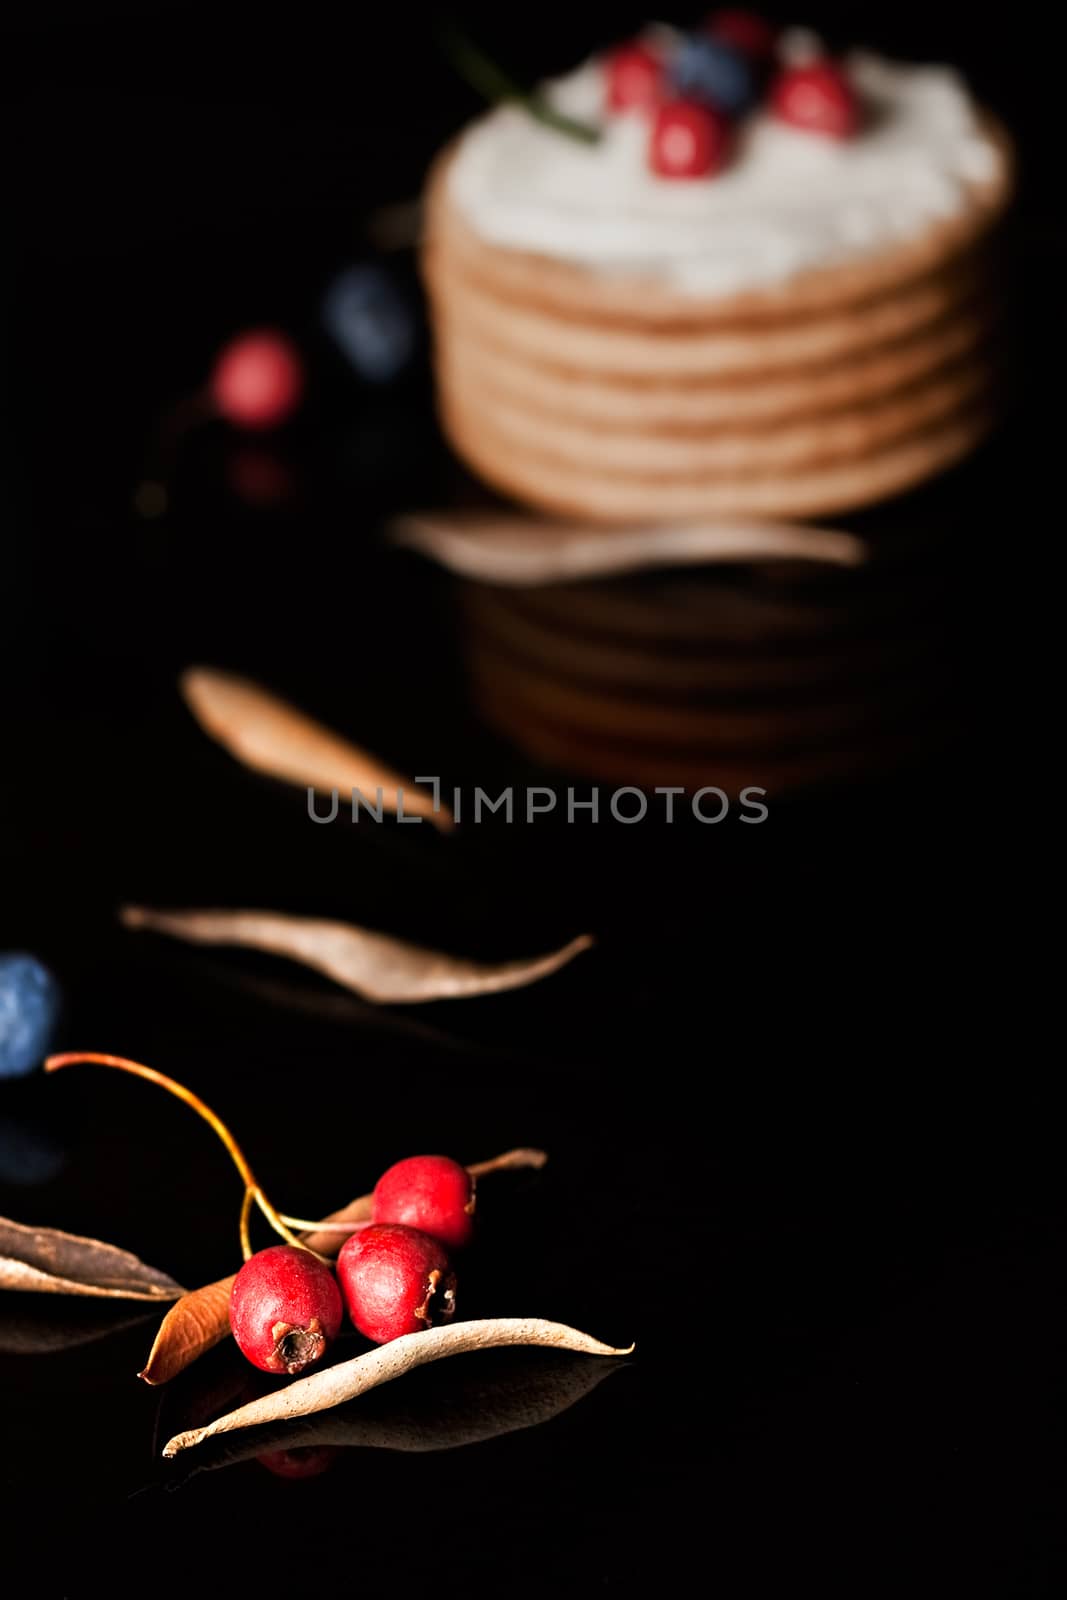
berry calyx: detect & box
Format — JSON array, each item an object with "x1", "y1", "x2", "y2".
[
  {"x1": 649, "y1": 100, "x2": 732, "y2": 179},
  {"x1": 372, "y1": 1154, "x2": 476, "y2": 1252},
  {"x1": 338, "y1": 1223, "x2": 457, "y2": 1345},
  {"x1": 671, "y1": 35, "x2": 759, "y2": 117},
  {"x1": 706, "y1": 9, "x2": 779, "y2": 62},
  {"x1": 770, "y1": 62, "x2": 859, "y2": 138},
  {"x1": 605, "y1": 41, "x2": 665, "y2": 113},
  {"x1": 230, "y1": 1245, "x2": 343, "y2": 1375},
  {"x1": 210, "y1": 330, "x2": 304, "y2": 430}
]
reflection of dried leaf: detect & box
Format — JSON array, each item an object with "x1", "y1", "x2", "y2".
[
  {"x1": 142, "y1": 1148, "x2": 548, "y2": 1380},
  {"x1": 181, "y1": 666, "x2": 451, "y2": 829},
  {"x1": 121, "y1": 905, "x2": 594, "y2": 1005},
  {"x1": 392, "y1": 511, "x2": 866, "y2": 586},
  {"x1": 163, "y1": 1318, "x2": 633, "y2": 1456},
  {"x1": 171, "y1": 1350, "x2": 623, "y2": 1475},
  {"x1": 0, "y1": 1299, "x2": 156, "y2": 1356},
  {"x1": 139, "y1": 1277, "x2": 234, "y2": 1385},
  {"x1": 0, "y1": 1216, "x2": 183, "y2": 1301}
]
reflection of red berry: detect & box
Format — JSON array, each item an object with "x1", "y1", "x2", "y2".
[
  {"x1": 649, "y1": 100, "x2": 732, "y2": 179},
  {"x1": 605, "y1": 42, "x2": 664, "y2": 112},
  {"x1": 707, "y1": 9, "x2": 778, "y2": 61},
  {"x1": 211, "y1": 330, "x2": 304, "y2": 430},
  {"x1": 338, "y1": 1223, "x2": 457, "y2": 1345},
  {"x1": 771, "y1": 63, "x2": 859, "y2": 138},
  {"x1": 230, "y1": 1245, "x2": 343, "y2": 1375},
  {"x1": 372, "y1": 1154, "x2": 475, "y2": 1252},
  {"x1": 258, "y1": 1446, "x2": 341, "y2": 1479}
]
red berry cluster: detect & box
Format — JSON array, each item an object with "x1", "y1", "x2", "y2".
[
  {"x1": 604, "y1": 11, "x2": 859, "y2": 179},
  {"x1": 230, "y1": 1153, "x2": 475, "y2": 1373}
]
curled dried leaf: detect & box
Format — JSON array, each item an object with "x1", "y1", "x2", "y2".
[
  {"x1": 0, "y1": 1216, "x2": 184, "y2": 1302},
  {"x1": 181, "y1": 667, "x2": 451, "y2": 829},
  {"x1": 141, "y1": 1147, "x2": 548, "y2": 1379},
  {"x1": 121, "y1": 905, "x2": 594, "y2": 1005},
  {"x1": 139, "y1": 1276, "x2": 236, "y2": 1385},
  {"x1": 391, "y1": 512, "x2": 867, "y2": 586},
  {"x1": 162, "y1": 1318, "x2": 633, "y2": 1456},
  {"x1": 167, "y1": 1350, "x2": 622, "y2": 1475}
]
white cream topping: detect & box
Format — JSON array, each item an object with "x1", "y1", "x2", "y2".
[{"x1": 445, "y1": 51, "x2": 1004, "y2": 295}]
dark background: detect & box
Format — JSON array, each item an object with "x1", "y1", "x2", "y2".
[{"x1": 1, "y1": 4, "x2": 1060, "y2": 1593}]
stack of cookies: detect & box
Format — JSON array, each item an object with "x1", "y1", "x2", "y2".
[{"x1": 422, "y1": 27, "x2": 1012, "y2": 523}]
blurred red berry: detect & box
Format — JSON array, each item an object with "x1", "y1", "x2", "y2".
[
  {"x1": 257, "y1": 1446, "x2": 341, "y2": 1479},
  {"x1": 211, "y1": 330, "x2": 304, "y2": 430},
  {"x1": 771, "y1": 63, "x2": 859, "y2": 138},
  {"x1": 706, "y1": 10, "x2": 779, "y2": 61},
  {"x1": 649, "y1": 100, "x2": 732, "y2": 179},
  {"x1": 605, "y1": 41, "x2": 665, "y2": 112}
]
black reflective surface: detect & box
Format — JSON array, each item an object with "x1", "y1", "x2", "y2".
[{"x1": 3, "y1": 5, "x2": 1059, "y2": 1593}]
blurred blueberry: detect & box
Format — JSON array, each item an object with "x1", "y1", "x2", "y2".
[
  {"x1": 0, "y1": 1115, "x2": 67, "y2": 1185},
  {"x1": 0, "y1": 953, "x2": 62, "y2": 1079},
  {"x1": 322, "y1": 263, "x2": 416, "y2": 384},
  {"x1": 672, "y1": 37, "x2": 759, "y2": 117}
]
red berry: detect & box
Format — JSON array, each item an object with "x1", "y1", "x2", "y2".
[
  {"x1": 605, "y1": 41, "x2": 665, "y2": 113},
  {"x1": 706, "y1": 9, "x2": 778, "y2": 61},
  {"x1": 770, "y1": 63, "x2": 859, "y2": 139},
  {"x1": 649, "y1": 100, "x2": 732, "y2": 179},
  {"x1": 211, "y1": 329, "x2": 304, "y2": 430},
  {"x1": 337, "y1": 1223, "x2": 457, "y2": 1345},
  {"x1": 229, "y1": 1245, "x2": 343, "y2": 1375},
  {"x1": 257, "y1": 1446, "x2": 341, "y2": 1479},
  {"x1": 372, "y1": 1154, "x2": 475, "y2": 1251}
]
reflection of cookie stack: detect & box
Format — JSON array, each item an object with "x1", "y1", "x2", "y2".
[
  {"x1": 423, "y1": 45, "x2": 1011, "y2": 523},
  {"x1": 458, "y1": 553, "x2": 961, "y2": 794}
]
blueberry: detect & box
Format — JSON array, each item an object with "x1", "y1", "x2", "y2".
[
  {"x1": 322, "y1": 263, "x2": 417, "y2": 384},
  {"x1": 0, "y1": 953, "x2": 62, "y2": 1079},
  {"x1": 671, "y1": 36, "x2": 759, "y2": 117}
]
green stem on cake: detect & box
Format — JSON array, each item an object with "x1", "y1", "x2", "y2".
[{"x1": 439, "y1": 24, "x2": 602, "y2": 145}]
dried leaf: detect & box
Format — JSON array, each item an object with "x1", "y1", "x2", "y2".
[
  {"x1": 391, "y1": 511, "x2": 867, "y2": 586},
  {"x1": 121, "y1": 905, "x2": 594, "y2": 1005},
  {"x1": 142, "y1": 1147, "x2": 548, "y2": 1379},
  {"x1": 0, "y1": 1216, "x2": 184, "y2": 1302},
  {"x1": 181, "y1": 666, "x2": 451, "y2": 830},
  {"x1": 139, "y1": 1277, "x2": 235, "y2": 1385},
  {"x1": 162, "y1": 1318, "x2": 633, "y2": 1456},
  {"x1": 168, "y1": 1350, "x2": 622, "y2": 1475}
]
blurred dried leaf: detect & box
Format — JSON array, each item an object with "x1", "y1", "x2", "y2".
[
  {"x1": 181, "y1": 666, "x2": 451, "y2": 829},
  {"x1": 121, "y1": 905, "x2": 594, "y2": 1005},
  {"x1": 0, "y1": 1216, "x2": 183, "y2": 1302},
  {"x1": 392, "y1": 511, "x2": 866, "y2": 586}
]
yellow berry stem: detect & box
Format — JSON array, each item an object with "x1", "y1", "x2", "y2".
[{"x1": 45, "y1": 1052, "x2": 310, "y2": 1257}]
